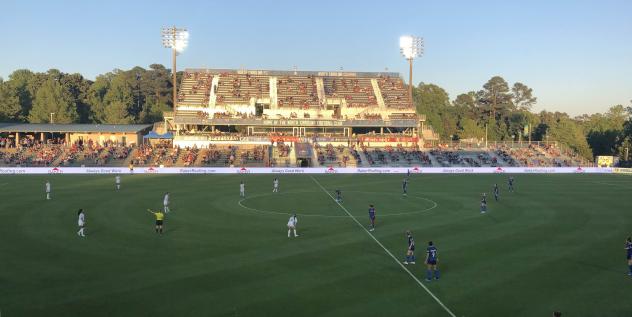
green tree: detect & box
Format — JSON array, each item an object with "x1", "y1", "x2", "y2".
[
  {"x1": 104, "y1": 101, "x2": 134, "y2": 124},
  {"x1": 414, "y1": 83, "x2": 458, "y2": 138},
  {"x1": 102, "y1": 74, "x2": 134, "y2": 123},
  {"x1": 87, "y1": 74, "x2": 113, "y2": 123},
  {"x1": 477, "y1": 76, "x2": 514, "y2": 120},
  {"x1": 511, "y1": 82, "x2": 537, "y2": 111},
  {"x1": 0, "y1": 80, "x2": 22, "y2": 121},
  {"x1": 28, "y1": 79, "x2": 78, "y2": 123}
]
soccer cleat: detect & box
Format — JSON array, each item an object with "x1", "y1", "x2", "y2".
[
  {"x1": 403, "y1": 261, "x2": 408, "y2": 265},
  {"x1": 410, "y1": 262, "x2": 415, "y2": 264},
  {"x1": 425, "y1": 279, "x2": 432, "y2": 282}
]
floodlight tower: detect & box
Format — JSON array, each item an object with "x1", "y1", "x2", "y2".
[
  {"x1": 162, "y1": 26, "x2": 189, "y2": 116},
  {"x1": 399, "y1": 35, "x2": 424, "y2": 106}
]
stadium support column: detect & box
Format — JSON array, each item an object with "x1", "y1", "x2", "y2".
[
  {"x1": 408, "y1": 58, "x2": 413, "y2": 105},
  {"x1": 172, "y1": 41, "x2": 177, "y2": 117}
]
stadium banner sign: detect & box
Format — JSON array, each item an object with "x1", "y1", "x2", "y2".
[
  {"x1": 0, "y1": 167, "x2": 614, "y2": 174},
  {"x1": 613, "y1": 167, "x2": 632, "y2": 175}
]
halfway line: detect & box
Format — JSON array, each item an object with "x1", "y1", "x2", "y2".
[{"x1": 310, "y1": 176, "x2": 457, "y2": 317}]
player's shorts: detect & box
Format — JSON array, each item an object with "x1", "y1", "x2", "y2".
[
  {"x1": 78, "y1": 221, "x2": 84, "y2": 227},
  {"x1": 369, "y1": 215, "x2": 375, "y2": 220},
  {"x1": 408, "y1": 247, "x2": 415, "y2": 251},
  {"x1": 156, "y1": 220, "x2": 163, "y2": 226},
  {"x1": 427, "y1": 259, "x2": 437, "y2": 265}
]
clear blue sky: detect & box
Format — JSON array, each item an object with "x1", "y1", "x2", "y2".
[{"x1": 1, "y1": 0, "x2": 630, "y2": 115}]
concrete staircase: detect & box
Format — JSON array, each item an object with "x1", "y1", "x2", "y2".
[
  {"x1": 269, "y1": 77, "x2": 278, "y2": 109},
  {"x1": 316, "y1": 77, "x2": 326, "y2": 106},
  {"x1": 371, "y1": 79, "x2": 386, "y2": 109}
]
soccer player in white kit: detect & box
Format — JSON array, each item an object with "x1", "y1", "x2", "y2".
[
  {"x1": 45, "y1": 180, "x2": 51, "y2": 200},
  {"x1": 163, "y1": 192, "x2": 170, "y2": 213},
  {"x1": 77, "y1": 209, "x2": 86, "y2": 237},
  {"x1": 240, "y1": 181, "x2": 245, "y2": 198},
  {"x1": 273, "y1": 178, "x2": 279, "y2": 192},
  {"x1": 115, "y1": 175, "x2": 121, "y2": 190},
  {"x1": 287, "y1": 214, "x2": 298, "y2": 237}
]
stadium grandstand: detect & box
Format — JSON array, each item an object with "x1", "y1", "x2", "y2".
[{"x1": 0, "y1": 69, "x2": 592, "y2": 168}]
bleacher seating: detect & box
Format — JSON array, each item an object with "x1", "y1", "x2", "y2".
[
  {"x1": 377, "y1": 76, "x2": 411, "y2": 109},
  {"x1": 277, "y1": 75, "x2": 319, "y2": 108},
  {"x1": 178, "y1": 71, "x2": 213, "y2": 107},
  {"x1": 216, "y1": 73, "x2": 270, "y2": 105},
  {"x1": 323, "y1": 77, "x2": 377, "y2": 107}
]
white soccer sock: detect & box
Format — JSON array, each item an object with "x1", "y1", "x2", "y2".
[
  {"x1": 47, "y1": 193, "x2": 50, "y2": 199},
  {"x1": 288, "y1": 229, "x2": 291, "y2": 237},
  {"x1": 293, "y1": 229, "x2": 297, "y2": 237}
]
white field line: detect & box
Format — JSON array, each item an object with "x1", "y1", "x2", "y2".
[{"x1": 310, "y1": 176, "x2": 457, "y2": 317}]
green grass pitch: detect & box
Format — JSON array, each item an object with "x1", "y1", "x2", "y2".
[{"x1": 0, "y1": 174, "x2": 631, "y2": 316}]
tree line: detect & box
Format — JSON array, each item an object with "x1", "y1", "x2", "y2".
[
  {"x1": 0, "y1": 65, "x2": 179, "y2": 125},
  {"x1": 0, "y1": 66, "x2": 631, "y2": 162},
  {"x1": 414, "y1": 76, "x2": 632, "y2": 163}
]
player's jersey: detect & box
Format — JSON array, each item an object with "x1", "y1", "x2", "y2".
[
  {"x1": 287, "y1": 216, "x2": 297, "y2": 227},
  {"x1": 408, "y1": 235, "x2": 415, "y2": 250},
  {"x1": 336, "y1": 190, "x2": 342, "y2": 199},
  {"x1": 273, "y1": 180, "x2": 279, "y2": 187},
  {"x1": 163, "y1": 194, "x2": 169, "y2": 205},
  {"x1": 481, "y1": 195, "x2": 487, "y2": 204},
  {"x1": 402, "y1": 179, "x2": 408, "y2": 189},
  {"x1": 240, "y1": 184, "x2": 245, "y2": 191},
  {"x1": 427, "y1": 246, "x2": 438, "y2": 261},
  {"x1": 45, "y1": 183, "x2": 51, "y2": 192},
  {"x1": 78, "y1": 213, "x2": 85, "y2": 225},
  {"x1": 115, "y1": 176, "x2": 121, "y2": 184},
  {"x1": 493, "y1": 186, "x2": 499, "y2": 194},
  {"x1": 626, "y1": 241, "x2": 632, "y2": 256},
  {"x1": 508, "y1": 178, "x2": 514, "y2": 186},
  {"x1": 154, "y1": 212, "x2": 164, "y2": 221},
  {"x1": 368, "y1": 207, "x2": 376, "y2": 218}
]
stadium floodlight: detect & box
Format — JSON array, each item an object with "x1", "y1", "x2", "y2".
[
  {"x1": 162, "y1": 26, "x2": 189, "y2": 116},
  {"x1": 399, "y1": 35, "x2": 424, "y2": 106}
]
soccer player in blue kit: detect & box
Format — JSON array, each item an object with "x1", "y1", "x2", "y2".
[
  {"x1": 508, "y1": 176, "x2": 515, "y2": 192},
  {"x1": 403, "y1": 230, "x2": 416, "y2": 264},
  {"x1": 480, "y1": 193, "x2": 488, "y2": 214},
  {"x1": 368, "y1": 204, "x2": 376, "y2": 231},
  {"x1": 402, "y1": 178, "x2": 408, "y2": 197},
  {"x1": 493, "y1": 183, "x2": 500, "y2": 201},
  {"x1": 425, "y1": 241, "x2": 440, "y2": 281}
]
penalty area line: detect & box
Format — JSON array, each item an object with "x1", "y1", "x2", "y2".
[{"x1": 310, "y1": 176, "x2": 457, "y2": 317}]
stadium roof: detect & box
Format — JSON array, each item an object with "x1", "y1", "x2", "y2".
[{"x1": 0, "y1": 123, "x2": 153, "y2": 133}]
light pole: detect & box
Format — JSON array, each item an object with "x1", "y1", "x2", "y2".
[
  {"x1": 162, "y1": 26, "x2": 189, "y2": 117},
  {"x1": 399, "y1": 35, "x2": 424, "y2": 107}
]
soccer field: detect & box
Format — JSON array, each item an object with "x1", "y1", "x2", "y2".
[{"x1": 0, "y1": 173, "x2": 631, "y2": 316}]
